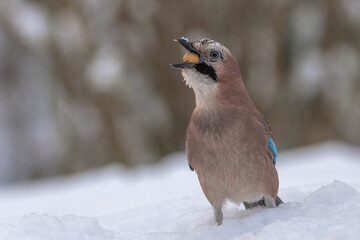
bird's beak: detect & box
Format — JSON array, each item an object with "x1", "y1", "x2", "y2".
[{"x1": 171, "y1": 37, "x2": 202, "y2": 69}]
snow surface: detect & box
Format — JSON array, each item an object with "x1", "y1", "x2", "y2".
[{"x1": 0, "y1": 141, "x2": 360, "y2": 240}]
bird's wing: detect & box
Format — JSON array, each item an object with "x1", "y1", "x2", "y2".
[
  {"x1": 254, "y1": 112, "x2": 278, "y2": 165},
  {"x1": 268, "y1": 137, "x2": 278, "y2": 165},
  {"x1": 254, "y1": 112, "x2": 272, "y2": 136}
]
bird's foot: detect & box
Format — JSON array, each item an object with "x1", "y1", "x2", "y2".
[{"x1": 244, "y1": 195, "x2": 283, "y2": 210}]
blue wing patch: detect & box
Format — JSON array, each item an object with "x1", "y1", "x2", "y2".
[{"x1": 268, "y1": 138, "x2": 278, "y2": 165}]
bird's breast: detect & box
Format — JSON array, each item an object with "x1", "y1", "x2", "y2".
[
  {"x1": 186, "y1": 108, "x2": 275, "y2": 198},
  {"x1": 186, "y1": 112, "x2": 247, "y2": 172}
]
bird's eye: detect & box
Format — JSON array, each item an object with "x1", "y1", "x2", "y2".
[{"x1": 210, "y1": 50, "x2": 220, "y2": 59}]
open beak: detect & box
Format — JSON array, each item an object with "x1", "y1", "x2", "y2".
[{"x1": 171, "y1": 37, "x2": 201, "y2": 69}]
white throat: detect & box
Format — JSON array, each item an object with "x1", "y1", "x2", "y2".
[{"x1": 182, "y1": 69, "x2": 217, "y2": 109}]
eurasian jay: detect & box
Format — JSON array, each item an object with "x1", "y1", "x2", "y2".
[{"x1": 171, "y1": 37, "x2": 282, "y2": 225}]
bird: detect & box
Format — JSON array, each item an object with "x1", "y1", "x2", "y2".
[{"x1": 171, "y1": 37, "x2": 282, "y2": 225}]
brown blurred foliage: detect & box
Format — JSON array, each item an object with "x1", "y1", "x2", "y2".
[{"x1": 0, "y1": 0, "x2": 359, "y2": 183}]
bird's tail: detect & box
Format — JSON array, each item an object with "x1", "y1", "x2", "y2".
[
  {"x1": 275, "y1": 195, "x2": 283, "y2": 206},
  {"x1": 244, "y1": 195, "x2": 283, "y2": 210}
]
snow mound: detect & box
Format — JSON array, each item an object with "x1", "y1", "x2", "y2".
[
  {"x1": 305, "y1": 180, "x2": 360, "y2": 205},
  {"x1": 229, "y1": 181, "x2": 360, "y2": 240},
  {"x1": 2, "y1": 214, "x2": 115, "y2": 240}
]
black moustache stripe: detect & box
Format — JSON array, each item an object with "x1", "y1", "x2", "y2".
[{"x1": 195, "y1": 63, "x2": 217, "y2": 81}]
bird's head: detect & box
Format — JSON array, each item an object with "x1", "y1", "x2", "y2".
[{"x1": 171, "y1": 37, "x2": 247, "y2": 109}]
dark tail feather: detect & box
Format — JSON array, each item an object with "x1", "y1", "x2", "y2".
[
  {"x1": 275, "y1": 195, "x2": 283, "y2": 206},
  {"x1": 244, "y1": 195, "x2": 283, "y2": 210}
]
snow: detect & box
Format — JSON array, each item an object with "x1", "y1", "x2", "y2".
[
  {"x1": 0, "y1": 141, "x2": 360, "y2": 240},
  {"x1": 2, "y1": 214, "x2": 115, "y2": 240}
]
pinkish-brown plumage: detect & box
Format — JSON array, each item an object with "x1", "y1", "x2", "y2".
[{"x1": 171, "y1": 37, "x2": 281, "y2": 225}]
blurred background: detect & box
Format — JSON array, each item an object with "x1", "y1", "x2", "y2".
[{"x1": 0, "y1": 0, "x2": 359, "y2": 184}]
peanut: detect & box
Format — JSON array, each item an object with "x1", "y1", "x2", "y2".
[{"x1": 183, "y1": 52, "x2": 200, "y2": 63}]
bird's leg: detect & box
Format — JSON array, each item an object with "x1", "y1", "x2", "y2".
[
  {"x1": 264, "y1": 195, "x2": 276, "y2": 208},
  {"x1": 212, "y1": 203, "x2": 223, "y2": 225}
]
